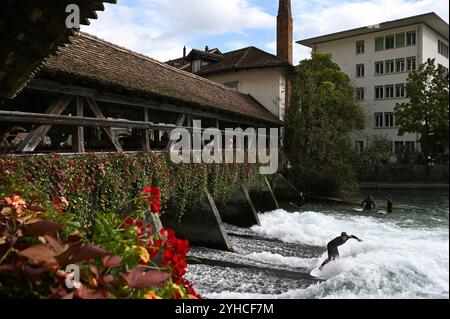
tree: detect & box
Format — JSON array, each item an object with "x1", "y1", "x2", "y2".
[
  {"x1": 284, "y1": 53, "x2": 365, "y2": 195},
  {"x1": 394, "y1": 59, "x2": 449, "y2": 156}
]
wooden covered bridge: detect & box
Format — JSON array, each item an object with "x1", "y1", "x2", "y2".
[{"x1": 0, "y1": 1, "x2": 297, "y2": 251}]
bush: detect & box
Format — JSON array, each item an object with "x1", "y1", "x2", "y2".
[{"x1": 0, "y1": 190, "x2": 201, "y2": 299}]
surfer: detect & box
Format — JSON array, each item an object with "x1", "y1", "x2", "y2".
[
  {"x1": 361, "y1": 195, "x2": 376, "y2": 211},
  {"x1": 387, "y1": 199, "x2": 393, "y2": 213},
  {"x1": 298, "y1": 192, "x2": 305, "y2": 207},
  {"x1": 319, "y1": 232, "x2": 363, "y2": 271}
]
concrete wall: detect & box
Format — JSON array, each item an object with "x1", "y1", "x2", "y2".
[
  {"x1": 219, "y1": 185, "x2": 260, "y2": 227},
  {"x1": 160, "y1": 190, "x2": 233, "y2": 251},
  {"x1": 206, "y1": 67, "x2": 287, "y2": 121},
  {"x1": 422, "y1": 24, "x2": 449, "y2": 69}
]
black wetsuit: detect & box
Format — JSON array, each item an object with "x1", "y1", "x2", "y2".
[
  {"x1": 387, "y1": 200, "x2": 393, "y2": 213},
  {"x1": 320, "y1": 235, "x2": 361, "y2": 268},
  {"x1": 361, "y1": 198, "x2": 376, "y2": 210}
]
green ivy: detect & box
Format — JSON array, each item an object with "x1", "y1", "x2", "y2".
[{"x1": 0, "y1": 153, "x2": 265, "y2": 226}]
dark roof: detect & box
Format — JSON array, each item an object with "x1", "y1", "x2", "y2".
[
  {"x1": 167, "y1": 46, "x2": 290, "y2": 76},
  {"x1": 41, "y1": 33, "x2": 282, "y2": 125},
  {"x1": 0, "y1": 0, "x2": 116, "y2": 100},
  {"x1": 298, "y1": 12, "x2": 449, "y2": 47}
]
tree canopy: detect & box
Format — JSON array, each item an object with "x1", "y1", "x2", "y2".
[
  {"x1": 394, "y1": 58, "x2": 449, "y2": 156},
  {"x1": 284, "y1": 53, "x2": 365, "y2": 195}
]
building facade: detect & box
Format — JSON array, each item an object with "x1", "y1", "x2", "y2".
[
  {"x1": 166, "y1": 0, "x2": 293, "y2": 121},
  {"x1": 298, "y1": 13, "x2": 449, "y2": 155}
]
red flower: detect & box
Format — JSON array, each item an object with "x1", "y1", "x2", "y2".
[{"x1": 141, "y1": 186, "x2": 161, "y2": 214}]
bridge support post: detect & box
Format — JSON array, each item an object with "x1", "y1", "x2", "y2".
[
  {"x1": 219, "y1": 184, "x2": 260, "y2": 227},
  {"x1": 160, "y1": 188, "x2": 233, "y2": 251},
  {"x1": 249, "y1": 176, "x2": 280, "y2": 213}
]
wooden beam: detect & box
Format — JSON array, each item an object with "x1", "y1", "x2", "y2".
[
  {"x1": 72, "y1": 96, "x2": 85, "y2": 153},
  {"x1": 166, "y1": 114, "x2": 186, "y2": 151},
  {"x1": 85, "y1": 98, "x2": 123, "y2": 152},
  {"x1": 0, "y1": 110, "x2": 183, "y2": 130},
  {"x1": 142, "y1": 107, "x2": 150, "y2": 152},
  {"x1": 16, "y1": 95, "x2": 72, "y2": 152}
]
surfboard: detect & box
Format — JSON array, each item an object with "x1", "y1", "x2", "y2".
[
  {"x1": 310, "y1": 267, "x2": 323, "y2": 278},
  {"x1": 352, "y1": 207, "x2": 364, "y2": 212},
  {"x1": 378, "y1": 210, "x2": 388, "y2": 215}
]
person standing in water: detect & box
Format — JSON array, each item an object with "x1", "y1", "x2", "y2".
[
  {"x1": 319, "y1": 232, "x2": 363, "y2": 271},
  {"x1": 387, "y1": 199, "x2": 393, "y2": 214},
  {"x1": 361, "y1": 195, "x2": 376, "y2": 211}
]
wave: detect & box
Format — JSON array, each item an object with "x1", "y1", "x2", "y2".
[{"x1": 239, "y1": 209, "x2": 450, "y2": 299}]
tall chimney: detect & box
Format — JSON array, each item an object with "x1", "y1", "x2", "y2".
[{"x1": 277, "y1": 0, "x2": 293, "y2": 64}]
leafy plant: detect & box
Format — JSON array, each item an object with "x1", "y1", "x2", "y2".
[
  {"x1": 284, "y1": 53, "x2": 365, "y2": 195},
  {"x1": 395, "y1": 59, "x2": 449, "y2": 156},
  {"x1": 0, "y1": 192, "x2": 200, "y2": 299}
]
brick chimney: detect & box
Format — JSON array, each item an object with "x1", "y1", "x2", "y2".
[{"x1": 277, "y1": 0, "x2": 293, "y2": 64}]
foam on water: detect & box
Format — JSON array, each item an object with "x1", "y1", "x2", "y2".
[{"x1": 206, "y1": 209, "x2": 449, "y2": 299}]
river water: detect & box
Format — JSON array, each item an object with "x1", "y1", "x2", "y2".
[{"x1": 185, "y1": 189, "x2": 449, "y2": 299}]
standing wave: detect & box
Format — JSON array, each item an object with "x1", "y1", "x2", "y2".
[{"x1": 227, "y1": 209, "x2": 450, "y2": 299}]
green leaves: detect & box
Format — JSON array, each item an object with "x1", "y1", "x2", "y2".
[
  {"x1": 394, "y1": 58, "x2": 449, "y2": 156},
  {"x1": 285, "y1": 53, "x2": 364, "y2": 195}
]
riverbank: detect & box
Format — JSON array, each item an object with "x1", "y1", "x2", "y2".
[{"x1": 359, "y1": 182, "x2": 449, "y2": 190}]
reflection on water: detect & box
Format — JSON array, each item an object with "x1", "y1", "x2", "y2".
[{"x1": 185, "y1": 189, "x2": 449, "y2": 299}]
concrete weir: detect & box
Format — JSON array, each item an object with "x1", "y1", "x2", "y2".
[
  {"x1": 219, "y1": 185, "x2": 260, "y2": 227},
  {"x1": 249, "y1": 176, "x2": 280, "y2": 213},
  {"x1": 272, "y1": 174, "x2": 303, "y2": 204},
  {"x1": 160, "y1": 178, "x2": 287, "y2": 251},
  {"x1": 160, "y1": 188, "x2": 234, "y2": 252}
]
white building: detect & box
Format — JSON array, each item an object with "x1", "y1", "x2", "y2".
[
  {"x1": 167, "y1": 0, "x2": 293, "y2": 121},
  {"x1": 298, "y1": 13, "x2": 449, "y2": 155}
]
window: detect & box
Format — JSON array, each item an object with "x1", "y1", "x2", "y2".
[
  {"x1": 406, "y1": 57, "x2": 416, "y2": 71},
  {"x1": 396, "y1": 33, "x2": 405, "y2": 48},
  {"x1": 355, "y1": 141, "x2": 364, "y2": 154},
  {"x1": 438, "y1": 40, "x2": 449, "y2": 58},
  {"x1": 395, "y1": 141, "x2": 404, "y2": 154},
  {"x1": 375, "y1": 37, "x2": 385, "y2": 51},
  {"x1": 396, "y1": 58, "x2": 405, "y2": 73},
  {"x1": 389, "y1": 141, "x2": 394, "y2": 153},
  {"x1": 406, "y1": 31, "x2": 416, "y2": 46},
  {"x1": 375, "y1": 113, "x2": 384, "y2": 127},
  {"x1": 356, "y1": 87, "x2": 365, "y2": 101},
  {"x1": 192, "y1": 59, "x2": 202, "y2": 73},
  {"x1": 396, "y1": 83, "x2": 405, "y2": 98},
  {"x1": 385, "y1": 113, "x2": 394, "y2": 127},
  {"x1": 385, "y1": 60, "x2": 395, "y2": 74},
  {"x1": 385, "y1": 35, "x2": 395, "y2": 49},
  {"x1": 356, "y1": 40, "x2": 365, "y2": 54},
  {"x1": 375, "y1": 86, "x2": 384, "y2": 99},
  {"x1": 375, "y1": 61, "x2": 384, "y2": 75},
  {"x1": 385, "y1": 85, "x2": 394, "y2": 98},
  {"x1": 356, "y1": 64, "x2": 365, "y2": 77},
  {"x1": 405, "y1": 141, "x2": 415, "y2": 153}
]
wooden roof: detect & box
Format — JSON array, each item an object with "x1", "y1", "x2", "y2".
[
  {"x1": 40, "y1": 33, "x2": 282, "y2": 125},
  {"x1": 0, "y1": 0, "x2": 116, "y2": 100}
]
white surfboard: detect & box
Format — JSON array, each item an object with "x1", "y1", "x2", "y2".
[
  {"x1": 352, "y1": 207, "x2": 364, "y2": 212},
  {"x1": 378, "y1": 210, "x2": 388, "y2": 215},
  {"x1": 310, "y1": 267, "x2": 324, "y2": 279}
]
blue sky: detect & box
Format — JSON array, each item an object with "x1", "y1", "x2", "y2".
[{"x1": 83, "y1": 0, "x2": 449, "y2": 64}]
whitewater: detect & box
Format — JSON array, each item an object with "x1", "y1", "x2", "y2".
[{"x1": 186, "y1": 190, "x2": 449, "y2": 299}]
